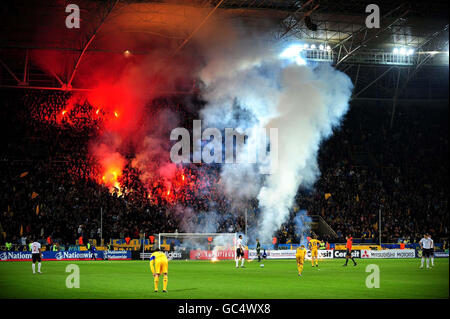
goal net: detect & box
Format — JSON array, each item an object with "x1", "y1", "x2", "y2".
[{"x1": 158, "y1": 233, "x2": 238, "y2": 261}]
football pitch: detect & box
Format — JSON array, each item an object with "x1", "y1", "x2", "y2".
[{"x1": 0, "y1": 259, "x2": 448, "y2": 299}]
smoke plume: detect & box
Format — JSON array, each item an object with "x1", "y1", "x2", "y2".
[{"x1": 196, "y1": 26, "x2": 353, "y2": 243}]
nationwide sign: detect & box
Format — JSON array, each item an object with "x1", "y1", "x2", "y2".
[
  {"x1": 0, "y1": 250, "x2": 131, "y2": 261},
  {"x1": 415, "y1": 250, "x2": 449, "y2": 258},
  {"x1": 248, "y1": 249, "x2": 296, "y2": 259},
  {"x1": 360, "y1": 249, "x2": 415, "y2": 259},
  {"x1": 0, "y1": 251, "x2": 32, "y2": 261},
  {"x1": 431, "y1": 251, "x2": 449, "y2": 258},
  {"x1": 101, "y1": 250, "x2": 131, "y2": 260}
]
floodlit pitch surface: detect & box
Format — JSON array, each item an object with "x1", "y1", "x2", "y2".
[{"x1": 0, "y1": 259, "x2": 448, "y2": 299}]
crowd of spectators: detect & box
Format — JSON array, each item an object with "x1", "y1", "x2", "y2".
[
  {"x1": 275, "y1": 103, "x2": 448, "y2": 245},
  {"x1": 0, "y1": 90, "x2": 245, "y2": 248},
  {"x1": 0, "y1": 90, "x2": 448, "y2": 248}
]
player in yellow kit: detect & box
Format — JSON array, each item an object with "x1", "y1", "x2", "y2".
[
  {"x1": 296, "y1": 245, "x2": 307, "y2": 276},
  {"x1": 309, "y1": 236, "x2": 321, "y2": 267},
  {"x1": 149, "y1": 249, "x2": 169, "y2": 293}
]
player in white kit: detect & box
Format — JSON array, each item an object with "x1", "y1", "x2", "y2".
[
  {"x1": 31, "y1": 240, "x2": 42, "y2": 274},
  {"x1": 235, "y1": 235, "x2": 245, "y2": 268},
  {"x1": 419, "y1": 234, "x2": 432, "y2": 269}
]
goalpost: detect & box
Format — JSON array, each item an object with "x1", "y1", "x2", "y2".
[{"x1": 157, "y1": 233, "x2": 238, "y2": 260}]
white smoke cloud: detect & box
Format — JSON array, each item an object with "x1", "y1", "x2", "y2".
[
  {"x1": 257, "y1": 63, "x2": 353, "y2": 242},
  {"x1": 198, "y1": 37, "x2": 353, "y2": 243},
  {"x1": 294, "y1": 210, "x2": 313, "y2": 246}
]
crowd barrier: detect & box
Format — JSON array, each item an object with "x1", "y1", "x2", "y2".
[
  {"x1": 2, "y1": 248, "x2": 447, "y2": 261},
  {"x1": 0, "y1": 250, "x2": 131, "y2": 261}
]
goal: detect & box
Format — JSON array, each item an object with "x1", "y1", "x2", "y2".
[{"x1": 158, "y1": 232, "x2": 237, "y2": 259}]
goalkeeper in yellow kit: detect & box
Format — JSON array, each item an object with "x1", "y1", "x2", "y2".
[
  {"x1": 309, "y1": 236, "x2": 321, "y2": 267},
  {"x1": 149, "y1": 249, "x2": 169, "y2": 293},
  {"x1": 296, "y1": 245, "x2": 307, "y2": 276}
]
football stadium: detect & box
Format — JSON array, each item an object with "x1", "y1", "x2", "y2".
[{"x1": 0, "y1": 0, "x2": 448, "y2": 306}]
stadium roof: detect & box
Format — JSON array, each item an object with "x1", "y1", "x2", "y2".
[
  {"x1": 0, "y1": 0, "x2": 448, "y2": 93},
  {"x1": 1, "y1": 1, "x2": 448, "y2": 49}
]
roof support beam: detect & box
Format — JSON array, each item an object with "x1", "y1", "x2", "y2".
[
  {"x1": 22, "y1": 49, "x2": 29, "y2": 85},
  {"x1": 171, "y1": 0, "x2": 225, "y2": 57},
  {"x1": 335, "y1": 4, "x2": 410, "y2": 66},
  {"x1": 390, "y1": 67, "x2": 402, "y2": 129},
  {"x1": 67, "y1": 0, "x2": 119, "y2": 88},
  {"x1": 0, "y1": 58, "x2": 21, "y2": 84},
  {"x1": 399, "y1": 24, "x2": 449, "y2": 88},
  {"x1": 353, "y1": 66, "x2": 395, "y2": 98},
  {"x1": 278, "y1": 0, "x2": 318, "y2": 40}
]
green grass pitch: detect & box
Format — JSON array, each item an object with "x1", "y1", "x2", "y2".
[{"x1": 0, "y1": 259, "x2": 448, "y2": 299}]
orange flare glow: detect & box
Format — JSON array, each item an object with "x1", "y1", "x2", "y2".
[{"x1": 102, "y1": 167, "x2": 123, "y2": 196}]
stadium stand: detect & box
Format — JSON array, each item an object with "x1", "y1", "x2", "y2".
[{"x1": 0, "y1": 89, "x2": 448, "y2": 250}]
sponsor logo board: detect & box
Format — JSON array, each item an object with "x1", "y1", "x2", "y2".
[
  {"x1": 189, "y1": 249, "x2": 248, "y2": 260},
  {"x1": 360, "y1": 249, "x2": 415, "y2": 259},
  {"x1": 0, "y1": 250, "x2": 131, "y2": 261},
  {"x1": 333, "y1": 250, "x2": 361, "y2": 258},
  {"x1": 248, "y1": 249, "x2": 333, "y2": 260},
  {"x1": 139, "y1": 251, "x2": 188, "y2": 260},
  {"x1": 433, "y1": 251, "x2": 449, "y2": 258}
]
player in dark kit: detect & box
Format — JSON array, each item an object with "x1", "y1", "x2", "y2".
[
  {"x1": 343, "y1": 235, "x2": 357, "y2": 266},
  {"x1": 256, "y1": 239, "x2": 261, "y2": 262},
  {"x1": 90, "y1": 242, "x2": 97, "y2": 260}
]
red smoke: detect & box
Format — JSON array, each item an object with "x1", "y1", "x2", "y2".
[{"x1": 25, "y1": 1, "x2": 213, "y2": 201}]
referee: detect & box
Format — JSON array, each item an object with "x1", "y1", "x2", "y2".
[{"x1": 343, "y1": 235, "x2": 357, "y2": 266}]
